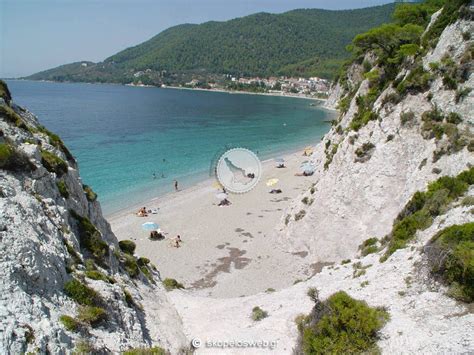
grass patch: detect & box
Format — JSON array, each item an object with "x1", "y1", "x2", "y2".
[
  {"x1": 59, "y1": 315, "x2": 80, "y2": 332},
  {"x1": 427, "y1": 222, "x2": 474, "y2": 302},
  {"x1": 382, "y1": 168, "x2": 473, "y2": 260},
  {"x1": 40, "y1": 149, "x2": 68, "y2": 176},
  {"x1": 0, "y1": 141, "x2": 35, "y2": 171},
  {"x1": 64, "y1": 278, "x2": 101, "y2": 306},
  {"x1": 70, "y1": 210, "x2": 109, "y2": 264},
  {"x1": 119, "y1": 240, "x2": 136, "y2": 255},
  {"x1": 251, "y1": 306, "x2": 268, "y2": 321},
  {"x1": 83, "y1": 184, "x2": 97, "y2": 202},
  {"x1": 359, "y1": 238, "x2": 379, "y2": 256},
  {"x1": 295, "y1": 210, "x2": 306, "y2": 221},
  {"x1": 354, "y1": 142, "x2": 375, "y2": 162},
  {"x1": 77, "y1": 306, "x2": 106, "y2": 327},
  {"x1": 56, "y1": 180, "x2": 69, "y2": 199},
  {"x1": 162, "y1": 278, "x2": 184, "y2": 291},
  {"x1": 36, "y1": 125, "x2": 75, "y2": 162},
  {"x1": 297, "y1": 291, "x2": 388, "y2": 354},
  {"x1": 123, "y1": 347, "x2": 166, "y2": 355}
]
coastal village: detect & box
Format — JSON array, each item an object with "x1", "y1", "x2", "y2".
[{"x1": 129, "y1": 68, "x2": 331, "y2": 98}]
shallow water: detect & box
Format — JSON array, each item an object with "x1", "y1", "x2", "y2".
[{"x1": 7, "y1": 80, "x2": 332, "y2": 213}]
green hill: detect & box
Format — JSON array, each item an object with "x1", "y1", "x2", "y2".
[{"x1": 26, "y1": 4, "x2": 395, "y2": 83}]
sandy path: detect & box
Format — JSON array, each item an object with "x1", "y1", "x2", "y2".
[{"x1": 108, "y1": 149, "x2": 319, "y2": 297}]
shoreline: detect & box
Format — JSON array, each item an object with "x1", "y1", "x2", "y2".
[
  {"x1": 10, "y1": 78, "x2": 332, "y2": 105},
  {"x1": 104, "y1": 141, "x2": 321, "y2": 220},
  {"x1": 108, "y1": 143, "x2": 321, "y2": 297}
]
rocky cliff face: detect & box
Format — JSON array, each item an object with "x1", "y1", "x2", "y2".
[
  {"x1": 169, "y1": 10, "x2": 474, "y2": 354},
  {"x1": 0, "y1": 96, "x2": 187, "y2": 353},
  {"x1": 278, "y1": 11, "x2": 473, "y2": 263}
]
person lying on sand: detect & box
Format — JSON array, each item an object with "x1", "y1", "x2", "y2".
[
  {"x1": 277, "y1": 163, "x2": 286, "y2": 168},
  {"x1": 149, "y1": 230, "x2": 165, "y2": 240},
  {"x1": 218, "y1": 198, "x2": 232, "y2": 207},
  {"x1": 295, "y1": 171, "x2": 314, "y2": 177},
  {"x1": 269, "y1": 189, "x2": 282, "y2": 194},
  {"x1": 137, "y1": 207, "x2": 148, "y2": 217}
]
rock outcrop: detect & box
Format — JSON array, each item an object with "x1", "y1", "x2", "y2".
[{"x1": 0, "y1": 101, "x2": 187, "y2": 353}]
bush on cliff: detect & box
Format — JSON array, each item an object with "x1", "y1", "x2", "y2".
[
  {"x1": 64, "y1": 278, "x2": 102, "y2": 306},
  {"x1": 296, "y1": 291, "x2": 388, "y2": 354},
  {"x1": 382, "y1": 168, "x2": 473, "y2": 260},
  {"x1": 427, "y1": 222, "x2": 474, "y2": 302},
  {"x1": 41, "y1": 149, "x2": 68, "y2": 176}
]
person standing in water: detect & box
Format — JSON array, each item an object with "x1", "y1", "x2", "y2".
[{"x1": 174, "y1": 180, "x2": 178, "y2": 191}]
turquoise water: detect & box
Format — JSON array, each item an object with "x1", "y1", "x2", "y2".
[{"x1": 7, "y1": 80, "x2": 332, "y2": 214}]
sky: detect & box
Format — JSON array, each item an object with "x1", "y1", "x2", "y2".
[{"x1": 0, "y1": 0, "x2": 394, "y2": 78}]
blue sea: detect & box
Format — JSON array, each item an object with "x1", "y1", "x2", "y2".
[{"x1": 6, "y1": 80, "x2": 333, "y2": 214}]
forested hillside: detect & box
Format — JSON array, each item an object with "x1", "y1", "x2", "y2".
[{"x1": 26, "y1": 4, "x2": 395, "y2": 84}]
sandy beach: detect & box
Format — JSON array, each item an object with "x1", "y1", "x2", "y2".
[{"x1": 108, "y1": 147, "x2": 322, "y2": 298}]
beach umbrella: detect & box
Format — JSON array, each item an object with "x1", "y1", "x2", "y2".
[
  {"x1": 266, "y1": 178, "x2": 279, "y2": 187},
  {"x1": 212, "y1": 181, "x2": 223, "y2": 189},
  {"x1": 142, "y1": 222, "x2": 159, "y2": 231},
  {"x1": 216, "y1": 192, "x2": 228, "y2": 200},
  {"x1": 275, "y1": 158, "x2": 285, "y2": 163}
]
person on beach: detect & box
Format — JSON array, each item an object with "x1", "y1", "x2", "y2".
[
  {"x1": 137, "y1": 207, "x2": 147, "y2": 217},
  {"x1": 174, "y1": 180, "x2": 178, "y2": 191},
  {"x1": 218, "y1": 198, "x2": 231, "y2": 206},
  {"x1": 152, "y1": 172, "x2": 157, "y2": 179},
  {"x1": 175, "y1": 235, "x2": 182, "y2": 248}
]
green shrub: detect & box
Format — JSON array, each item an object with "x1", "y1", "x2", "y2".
[
  {"x1": 70, "y1": 210, "x2": 109, "y2": 263},
  {"x1": 428, "y1": 223, "x2": 474, "y2": 302},
  {"x1": 77, "y1": 306, "x2": 106, "y2": 327},
  {"x1": 443, "y1": 75, "x2": 458, "y2": 90},
  {"x1": 64, "y1": 279, "x2": 101, "y2": 306},
  {"x1": 461, "y1": 196, "x2": 474, "y2": 207},
  {"x1": 85, "y1": 270, "x2": 109, "y2": 282},
  {"x1": 455, "y1": 87, "x2": 471, "y2": 103},
  {"x1": 40, "y1": 149, "x2": 68, "y2": 176},
  {"x1": 123, "y1": 289, "x2": 136, "y2": 308},
  {"x1": 83, "y1": 184, "x2": 97, "y2": 202},
  {"x1": 0, "y1": 142, "x2": 35, "y2": 171},
  {"x1": 341, "y1": 259, "x2": 351, "y2": 265},
  {"x1": 355, "y1": 142, "x2": 375, "y2": 160},
  {"x1": 119, "y1": 240, "x2": 136, "y2": 255},
  {"x1": 65, "y1": 241, "x2": 82, "y2": 265},
  {"x1": 295, "y1": 210, "x2": 306, "y2": 221},
  {"x1": 0, "y1": 79, "x2": 12, "y2": 103},
  {"x1": 0, "y1": 105, "x2": 25, "y2": 127},
  {"x1": 302, "y1": 196, "x2": 314, "y2": 205},
  {"x1": 396, "y1": 65, "x2": 432, "y2": 96},
  {"x1": 382, "y1": 168, "x2": 473, "y2": 260},
  {"x1": 122, "y1": 253, "x2": 140, "y2": 278},
  {"x1": 298, "y1": 291, "x2": 388, "y2": 354},
  {"x1": 400, "y1": 111, "x2": 415, "y2": 125},
  {"x1": 359, "y1": 238, "x2": 379, "y2": 256},
  {"x1": 123, "y1": 347, "x2": 166, "y2": 355},
  {"x1": 56, "y1": 180, "x2": 69, "y2": 198},
  {"x1": 251, "y1": 306, "x2": 268, "y2": 321},
  {"x1": 36, "y1": 125, "x2": 75, "y2": 163},
  {"x1": 446, "y1": 112, "x2": 462, "y2": 125},
  {"x1": 59, "y1": 315, "x2": 80, "y2": 332},
  {"x1": 162, "y1": 278, "x2": 184, "y2": 291}
]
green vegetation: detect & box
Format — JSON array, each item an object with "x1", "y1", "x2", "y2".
[
  {"x1": 119, "y1": 240, "x2": 136, "y2": 255},
  {"x1": 0, "y1": 79, "x2": 12, "y2": 104},
  {"x1": 422, "y1": 0, "x2": 472, "y2": 48},
  {"x1": 123, "y1": 347, "x2": 166, "y2": 355},
  {"x1": 65, "y1": 241, "x2": 82, "y2": 266},
  {"x1": 85, "y1": 269, "x2": 109, "y2": 282},
  {"x1": 251, "y1": 306, "x2": 268, "y2": 321},
  {"x1": 56, "y1": 180, "x2": 69, "y2": 199},
  {"x1": 354, "y1": 142, "x2": 375, "y2": 162},
  {"x1": 59, "y1": 315, "x2": 81, "y2": 332},
  {"x1": 40, "y1": 149, "x2": 68, "y2": 177},
  {"x1": 382, "y1": 168, "x2": 474, "y2": 260},
  {"x1": 295, "y1": 210, "x2": 306, "y2": 221},
  {"x1": 341, "y1": 259, "x2": 351, "y2": 265},
  {"x1": 359, "y1": 238, "x2": 380, "y2": 256},
  {"x1": 64, "y1": 279, "x2": 102, "y2": 306},
  {"x1": 77, "y1": 306, "x2": 107, "y2": 327},
  {"x1": 122, "y1": 252, "x2": 140, "y2": 278},
  {"x1": 400, "y1": 110, "x2": 415, "y2": 125},
  {"x1": 27, "y1": 5, "x2": 395, "y2": 82},
  {"x1": 83, "y1": 184, "x2": 97, "y2": 202},
  {"x1": 297, "y1": 291, "x2": 388, "y2": 354},
  {"x1": 0, "y1": 141, "x2": 35, "y2": 171},
  {"x1": 36, "y1": 125, "x2": 75, "y2": 162},
  {"x1": 428, "y1": 223, "x2": 474, "y2": 302},
  {"x1": 162, "y1": 278, "x2": 184, "y2": 291},
  {"x1": 302, "y1": 196, "x2": 314, "y2": 206},
  {"x1": 0, "y1": 105, "x2": 26, "y2": 128},
  {"x1": 70, "y1": 210, "x2": 109, "y2": 264}
]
